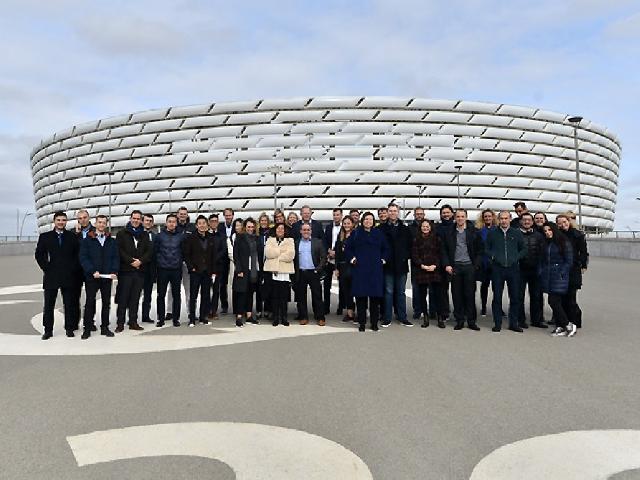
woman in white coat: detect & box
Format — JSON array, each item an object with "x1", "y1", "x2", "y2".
[{"x1": 263, "y1": 223, "x2": 295, "y2": 326}]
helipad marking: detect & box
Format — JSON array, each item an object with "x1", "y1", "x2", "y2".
[
  {"x1": 0, "y1": 284, "x2": 42, "y2": 296},
  {"x1": 470, "y1": 430, "x2": 640, "y2": 479},
  {"x1": 67, "y1": 422, "x2": 374, "y2": 479}
]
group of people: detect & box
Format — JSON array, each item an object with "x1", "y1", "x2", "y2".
[{"x1": 34, "y1": 200, "x2": 588, "y2": 340}]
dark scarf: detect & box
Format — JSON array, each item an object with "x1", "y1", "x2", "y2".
[
  {"x1": 247, "y1": 234, "x2": 259, "y2": 283},
  {"x1": 126, "y1": 222, "x2": 144, "y2": 238}
]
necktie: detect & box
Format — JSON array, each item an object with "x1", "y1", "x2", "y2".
[{"x1": 58, "y1": 233, "x2": 63, "y2": 246}]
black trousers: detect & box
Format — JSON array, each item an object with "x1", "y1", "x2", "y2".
[
  {"x1": 355, "y1": 296, "x2": 380, "y2": 328},
  {"x1": 116, "y1": 272, "x2": 144, "y2": 326},
  {"x1": 233, "y1": 282, "x2": 256, "y2": 316},
  {"x1": 271, "y1": 280, "x2": 290, "y2": 322},
  {"x1": 218, "y1": 261, "x2": 230, "y2": 310},
  {"x1": 141, "y1": 264, "x2": 156, "y2": 322},
  {"x1": 450, "y1": 263, "x2": 477, "y2": 326},
  {"x1": 296, "y1": 270, "x2": 325, "y2": 320},
  {"x1": 436, "y1": 275, "x2": 451, "y2": 317},
  {"x1": 338, "y1": 273, "x2": 355, "y2": 311},
  {"x1": 189, "y1": 271, "x2": 212, "y2": 322},
  {"x1": 84, "y1": 277, "x2": 113, "y2": 330},
  {"x1": 209, "y1": 274, "x2": 221, "y2": 315},
  {"x1": 323, "y1": 263, "x2": 337, "y2": 314},
  {"x1": 562, "y1": 288, "x2": 582, "y2": 328},
  {"x1": 69, "y1": 275, "x2": 84, "y2": 330},
  {"x1": 43, "y1": 287, "x2": 75, "y2": 333},
  {"x1": 418, "y1": 282, "x2": 444, "y2": 318},
  {"x1": 518, "y1": 267, "x2": 542, "y2": 326},
  {"x1": 157, "y1": 267, "x2": 182, "y2": 321},
  {"x1": 548, "y1": 293, "x2": 569, "y2": 328}
]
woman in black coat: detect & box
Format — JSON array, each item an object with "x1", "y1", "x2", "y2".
[
  {"x1": 334, "y1": 216, "x2": 356, "y2": 323},
  {"x1": 256, "y1": 213, "x2": 271, "y2": 319},
  {"x1": 540, "y1": 222, "x2": 575, "y2": 337},
  {"x1": 411, "y1": 220, "x2": 445, "y2": 328},
  {"x1": 556, "y1": 213, "x2": 588, "y2": 328},
  {"x1": 232, "y1": 218, "x2": 260, "y2": 327}
]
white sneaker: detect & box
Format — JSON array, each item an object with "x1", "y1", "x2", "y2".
[
  {"x1": 551, "y1": 327, "x2": 567, "y2": 337},
  {"x1": 566, "y1": 323, "x2": 577, "y2": 337},
  {"x1": 188, "y1": 322, "x2": 195, "y2": 328}
]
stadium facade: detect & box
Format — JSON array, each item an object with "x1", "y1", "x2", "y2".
[{"x1": 30, "y1": 96, "x2": 621, "y2": 232}]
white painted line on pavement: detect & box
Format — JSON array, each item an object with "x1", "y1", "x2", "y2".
[{"x1": 67, "y1": 422, "x2": 373, "y2": 479}]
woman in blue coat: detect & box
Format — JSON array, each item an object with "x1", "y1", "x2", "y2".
[
  {"x1": 344, "y1": 212, "x2": 389, "y2": 332},
  {"x1": 539, "y1": 222, "x2": 575, "y2": 337}
]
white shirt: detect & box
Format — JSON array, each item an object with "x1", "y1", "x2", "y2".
[
  {"x1": 225, "y1": 223, "x2": 232, "y2": 238},
  {"x1": 331, "y1": 223, "x2": 341, "y2": 249},
  {"x1": 97, "y1": 233, "x2": 106, "y2": 247}
]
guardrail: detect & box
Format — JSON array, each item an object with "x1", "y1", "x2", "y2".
[
  {"x1": 586, "y1": 231, "x2": 640, "y2": 240},
  {"x1": 0, "y1": 236, "x2": 38, "y2": 243}
]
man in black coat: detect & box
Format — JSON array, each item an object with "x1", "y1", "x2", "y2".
[
  {"x1": 378, "y1": 204, "x2": 414, "y2": 327},
  {"x1": 34, "y1": 211, "x2": 82, "y2": 339},
  {"x1": 322, "y1": 208, "x2": 343, "y2": 315},
  {"x1": 141, "y1": 213, "x2": 157, "y2": 324},
  {"x1": 183, "y1": 215, "x2": 219, "y2": 326},
  {"x1": 441, "y1": 208, "x2": 483, "y2": 330},
  {"x1": 518, "y1": 213, "x2": 546, "y2": 328},
  {"x1": 115, "y1": 210, "x2": 152, "y2": 332},
  {"x1": 294, "y1": 223, "x2": 327, "y2": 325},
  {"x1": 208, "y1": 214, "x2": 227, "y2": 320},
  {"x1": 216, "y1": 207, "x2": 235, "y2": 313},
  {"x1": 291, "y1": 205, "x2": 324, "y2": 240}
]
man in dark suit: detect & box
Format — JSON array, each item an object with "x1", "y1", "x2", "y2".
[
  {"x1": 294, "y1": 223, "x2": 327, "y2": 325},
  {"x1": 291, "y1": 205, "x2": 323, "y2": 240},
  {"x1": 322, "y1": 208, "x2": 343, "y2": 315},
  {"x1": 216, "y1": 207, "x2": 235, "y2": 313},
  {"x1": 141, "y1": 213, "x2": 157, "y2": 324},
  {"x1": 34, "y1": 211, "x2": 82, "y2": 339},
  {"x1": 441, "y1": 208, "x2": 483, "y2": 331},
  {"x1": 70, "y1": 208, "x2": 95, "y2": 330}
]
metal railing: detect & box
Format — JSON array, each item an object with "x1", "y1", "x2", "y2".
[
  {"x1": 0, "y1": 236, "x2": 38, "y2": 243},
  {"x1": 586, "y1": 231, "x2": 640, "y2": 240}
]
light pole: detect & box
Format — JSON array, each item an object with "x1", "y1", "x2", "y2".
[
  {"x1": 107, "y1": 172, "x2": 113, "y2": 233},
  {"x1": 454, "y1": 162, "x2": 463, "y2": 209},
  {"x1": 267, "y1": 165, "x2": 287, "y2": 211},
  {"x1": 568, "y1": 116, "x2": 584, "y2": 230},
  {"x1": 19, "y1": 212, "x2": 33, "y2": 239}
]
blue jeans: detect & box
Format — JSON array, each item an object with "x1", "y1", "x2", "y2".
[
  {"x1": 491, "y1": 264, "x2": 521, "y2": 329},
  {"x1": 384, "y1": 272, "x2": 408, "y2": 323}
]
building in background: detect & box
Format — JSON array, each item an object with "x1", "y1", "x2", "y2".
[{"x1": 30, "y1": 96, "x2": 621, "y2": 232}]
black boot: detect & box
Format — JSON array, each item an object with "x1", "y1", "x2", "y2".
[
  {"x1": 101, "y1": 327, "x2": 114, "y2": 337},
  {"x1": 437, "y1": 316, "x2": 446, "y2": 328},
  {"x1": 421, "y1": 317, "x2": 429, "y2": 328},
  {"x1": 81, "y1": 330, "x2": 91, "y2": 340}
]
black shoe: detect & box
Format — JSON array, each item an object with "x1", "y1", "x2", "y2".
[
  {"x1": 492, "y1": 326, "x2": 501, "y2": 332},
  {"x1": 141, "y1": 318, "x2": 154, "y2": 324},
  {"x1": 81, "y1": 330, "x2": 91, "y2": 340},
  {"x1": 165, "y1": 313, "x2": 173, "y2": 321},
  {"x1": 509, "y1": 326, "x2": 524, "y2": 333},
  {"x1": 454, "y1": 324, "x2": 463, "y2": 330},
  {"x1": 156, "y1": 321, "x2": 165, "y2": 327},
  {"x1": 200, "y1": 319, "x2": 209, "y2": 325},
  {"x1": 336, "y1": 308, "x2": 343, "y2": 316},
  {"x1": 91, "y1": 325, "x2": 97, "y2": 332},
  {"x1": 172, "y1": 320, "x2": 180, "y2": 327},
  {"x1": 421, "y1": 319, "x2": 429, "y2": 328},
  {"x1": 437, "y1": 320, "x2": 446, "y2": 328},
  {"x1": 381, "y1": 320, "x2": 391, "y2": 328},
  {"x1": 371, "y1": 324, "x2": 379, "y2": 332},
  {"x1": 468, "y1": 324, "x2": 481, "y2": 331},
  {"x1": 282, "y1": 320, "x2": 290, "y2": 327},
  {"x1": 358, "y1": 325, "x2": 365, "y2": 332},
  {"x1": 520, "y1": 322, "x2": 529, "y2": 329},
  {"x1": 247, "y1": 318, "x2": 259, "y2": 325},
  {"x1": 42, "y1": 332, "x2": 52, "y2": 340},
  {"x1": 101, "y1": 328, "x2": 114, "y2": 337},
  {"x1": 400, "y1": 320, "x2": 414, "y2": 327},
  {"x1": 235, "y1": 319, "x2": 244, "y2": 328},
  {"x1": 272, "y1": 320, "x2": 279, "y2": 327},
  {"x1": 531, "y1": 322, "x2": 548, "y2": 329},
  {"x1": 66, "y1": 330, "x2": 75, "y2": 337}
]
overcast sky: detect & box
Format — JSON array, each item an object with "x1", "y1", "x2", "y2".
[{"x1": 1, "y1": 0, "x2": 638, "y2": 235}]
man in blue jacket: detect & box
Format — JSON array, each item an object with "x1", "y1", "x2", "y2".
[
  {"x1": 486, "y1": 211, "x2": 528, "y2": 333},
  {"x1": 79, "y1": 215, "x2": 119, "y2": 339},
  {"x1": 155, "y1": 214, "x2": 184, "y2": 327}
]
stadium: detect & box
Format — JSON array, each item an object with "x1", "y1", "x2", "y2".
[{"x1": 30, "y1": 96, "x2": 621, "y2": 232}]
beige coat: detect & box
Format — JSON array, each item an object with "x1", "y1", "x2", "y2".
[{"x1": 263, "y1": 237, "x2": 295, "y2": 274}]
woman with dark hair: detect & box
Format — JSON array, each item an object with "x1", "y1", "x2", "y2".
[
  {"x1": 434, "y1": 204, "x2": 455, "y2": 320},
  {"x1": 539, "y1": 222, "x2": 575, "y2": 337},
  {"x1": 264, "y1": 223, "x2": 295, "y2": 326},
  {"x1": 533, "y1": 212, "x2": 547, "y2": 234},
  {"x1": 475, "y1": 208, "x2": 497, "y2": 317},
  {"x1": 556, "y1": 213, "x2": 588, "y2": 329},
  {"x1": 345, "y1": 211, "x2": 389, "y2": 332},
  {"x1": 256, "y1": 212, "x2": 271, "y2": 319},
  {"x1": 334, "y1": 216, "x2": 356, "y2": 323},
  {"x1": 411, "y1": 219, "x2": 446, "y2": 328},
  {"x1": 232, "y1": 218, "x2": 259, "y2": 327}
]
